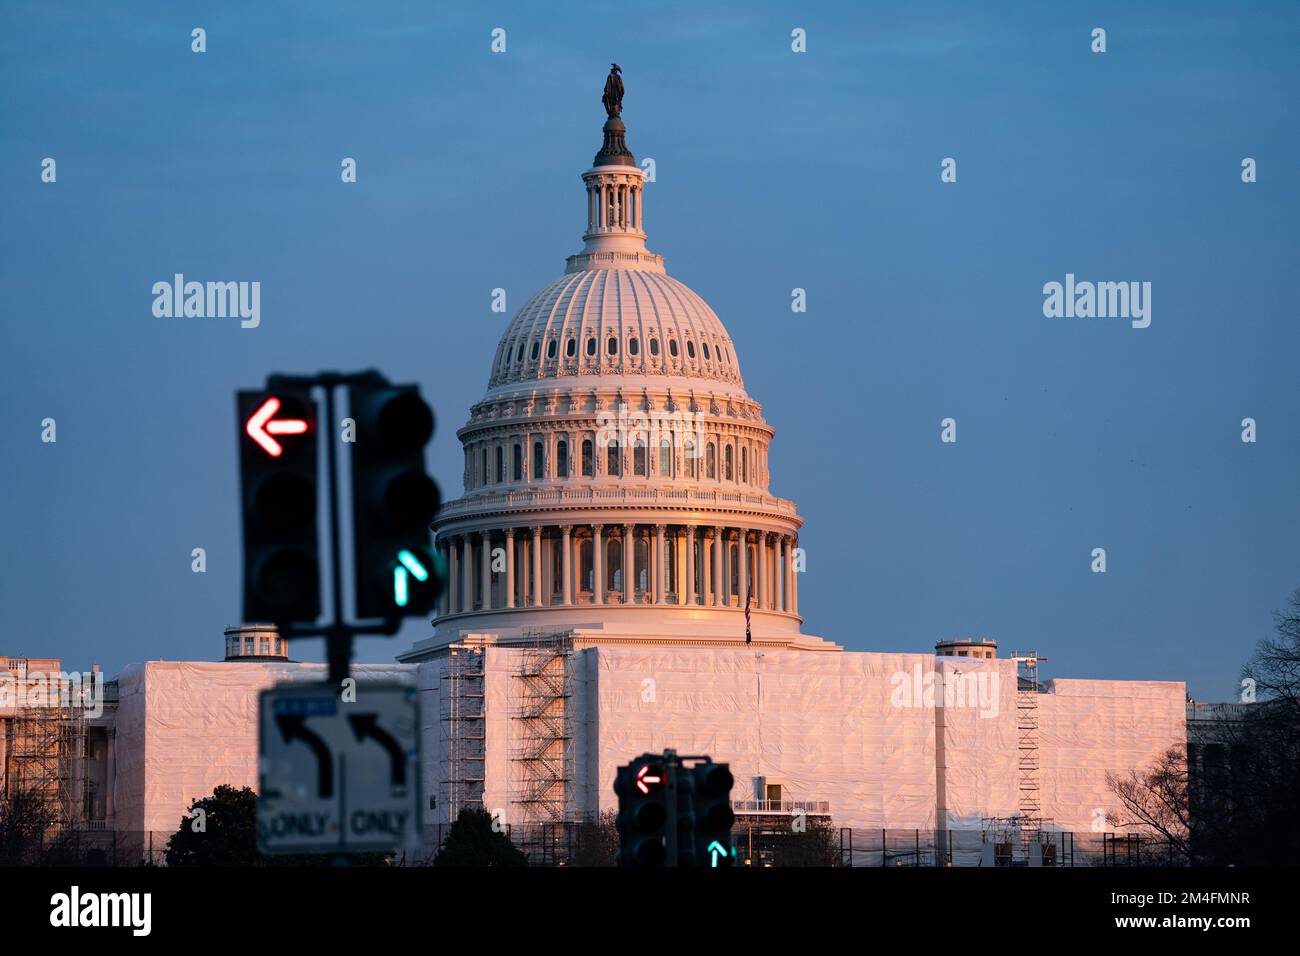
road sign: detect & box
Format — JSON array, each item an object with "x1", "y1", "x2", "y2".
[{"x1": 257, "y1": 681, "x2": 419, "y2": 855}]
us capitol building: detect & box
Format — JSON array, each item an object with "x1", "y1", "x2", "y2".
[
  {"x1": 401, "y1": 71, "x2": 822, "y2": 656},
  {"x1": 391, "y1": 72, "x2": 1185, "y2": 860},
  {"x1": 28, "y1": 72, "x2": 1185, "y2": 865}
]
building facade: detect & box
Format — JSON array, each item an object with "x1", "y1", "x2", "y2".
[{"x1": 397, "y1": 79, "x2": 1187, "y2": 859}]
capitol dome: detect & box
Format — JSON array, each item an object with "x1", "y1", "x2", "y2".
[
  {"x1": 411, "y1": 73, "x2": 822, "y2": 654},
  {"x1": 486, "y1": 269, "x2": 746, "y2": 397}
]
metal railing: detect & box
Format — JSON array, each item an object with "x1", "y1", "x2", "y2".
[
  {"x1": 436, "y1": 485, "x2": 799, "y2": 520},
  {"x1": 732, "y1": 800, "x2": 831, "y2": 815}
]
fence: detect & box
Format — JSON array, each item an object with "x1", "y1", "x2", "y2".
[
  {"x1": 3, "y1": 825, "x2": 1183, "y2": 867},
  {"x1": 837, "y1": 828, "x2": 1185, "y2": 867}
]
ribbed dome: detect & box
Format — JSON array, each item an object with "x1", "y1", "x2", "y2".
[{"x1": 487, "y1": 268, "x2": 745, "y2": 392}]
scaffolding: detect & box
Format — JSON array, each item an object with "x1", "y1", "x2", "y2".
[
  {"x1": 3, "y1": 698, "x2": 91, "y2": 829},
  {"x1": 510, "y1": 629, "x2": 574, "y2": 850},
  {"x1": 1011, "y1": 652, "x2": 1048, "y2": 845},
  {"x1": 441, "y1": 642, "x2": 486, "y2": 822}
]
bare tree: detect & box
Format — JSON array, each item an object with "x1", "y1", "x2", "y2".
[
  {"x1": 1106, "y1": 746, "x2": 1194, "y2": 864},
  {"x1": 0, "y1": 788, "x2": 57, "y2": 866},
  {"x1": 570, "y1": 809, "x2": 619, "y2": 866}
]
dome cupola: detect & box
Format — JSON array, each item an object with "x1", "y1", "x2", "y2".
[{"x1": 421, "y1": 68, "x2": 807, "y2": 649}]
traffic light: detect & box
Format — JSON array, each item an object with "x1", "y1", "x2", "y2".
[
  {"x1": 349, "y1": 383, "x2": 443, "y2": 618},
  {"x1": 238, "y1": 389, "x2": 320, "y2": 623},
  {"x1": 686, "y1": 760, "x2": 735, "y2": 868},
  {"x1": 614, "y1": 755, "x2": 668, "y2": 866}
]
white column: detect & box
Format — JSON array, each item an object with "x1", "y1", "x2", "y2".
[
  {"x1": 738, "y1": 530, "x2": 749, "y2": 609},
  {"x1": 480, "y1": 531, "x2": 492, "y2": 610},
  {"x1": 561, "y1": 525, "x2": 573, "y2": 606},
  {"x1": 757, "y1": 531, "x2": 767, "y2": 610},
  {"x1": 777, "y1": 536, "x2": 786, "y2": 612},
  {"x1": 701, "y1": 530, "x2": 712, "y2": 607},
  {"x1": 686, "y1": 527, "x2": 696, "y2": 606},
  {"x1": 623, "y1": 524, "x2": 634, "y2": 604},
  {"x1": 593, "y1": 524, "x2": 604, "y2": 604},
  {"x1": 791, "y1": 536, "x2": 799, "y2": 615},
  {"x1": 462, "y1": 535, "x2": 474, "y2": 611},
  {"x1": 505, "y1": 528, "x2": 515, "y2": 609},
  {"x1": 713, "y1": 526, "x2": 724, "y2": 607},
  {"x1": 780, "y1": 535, "x2": 790, "y2": 608},
  {"x1": 448, "y1": 537, "x2": 460, "y2": 614},
  {"x1": 531, "y1": 527, "x2": 542, "y2": 607},
  {"x1": 654, "y1": 524, "x2": 666, "y2": 604}
]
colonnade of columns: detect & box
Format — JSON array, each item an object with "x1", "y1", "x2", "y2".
[
  {"x1": 437, "y1": 523, "x2": 799, "y2": 619},
  {"x1": 586, "y1": 180, "x2": 641, "y2": 232}
]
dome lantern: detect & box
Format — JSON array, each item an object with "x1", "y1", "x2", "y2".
[{"x1": 570, "y1": 66, "x2": 659, "y2": 273}]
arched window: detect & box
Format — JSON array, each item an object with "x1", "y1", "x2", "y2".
[
  {"x1": 725, "y1": 445, "x2": 734, "y2": 481},
  {"x1": 513, "y1": 444, "x2": 522, "y2": 481},
  {"x1": 533, "y1": 441, "x2": 544, "y2": 479},
  {"x1": 586, "y1": 337, "x2": 597, "y2": 356},
  {"x1": 706, "y1": 442, "x2": 716, "y2": 479},
  {"x1": 669, "y1": 339, "x2": 679, "y2": 358},
  {"x1": 515, "y1": 342, "x2": 525, "y2": 362},
  {"x1": 495, "y1": 446, "x2": 503, "y2": 483},
  {"x1": 556, "y1": 439, "x2": 569, "y2": 477},
  {"x1": 684, "y1": 437, "x2": 697, "y2": 478},
  {"x1": 607, "y1": 337, "x2": 619, "y2": 356},
  {"x1": 481, "y1": 448, "x2": 488, "y2": 486},
  {"x1": 606, "y1": 538, "x2": 622, "y2": 592},
  {"x1": 629, "y1": 338, "x2": 639, "y2": 356},
  {"x1": 686, "y1": 340, "x2": 696, "y2": 359},
  {"x1": 530, "y1": 341, "x2": 540, "y2": 361},
  {"x1": 741, "y1": 446, "x2": 748, "y2": 483},
  {"x1": 703, "y1": 342, "x2": 711, "y2": 360},
  {"x1": 633, "y1": 435, "x2": 647, "y2": 476},
  {"x1": 663, "y1": 537, "x2": 676, "y2": 595},
  {"x1": 729, "y1": 540, "x2": 739, "y2": 597},
  {"x1": 581, "y1": 438, "x2": 594, "y2": 477},
  {"x1": 658, "y1": 436, "x2": 672, "y2": 476},
  {"x1": 607, "y1": 438, "x2": 621, "y2": 476},
  {"x1": 649, "y1": 338, "x2": 659, "y2": 356},
  {"x1": 635, "y1": 537, "x2": 649, "y2": 594},
  {"x1": 547, "y1": 339, "x2": 557, "y2": 359},
  {"x1": 566, "y1": 337, "x2": 576, "y2": 357},
  {"x1": 580, "y1": 539, "x2": 593, "y2": 591}
]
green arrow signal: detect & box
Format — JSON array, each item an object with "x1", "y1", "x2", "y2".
[{"x1": 393, "y1": 550, "x2": 429, "y2": 607}]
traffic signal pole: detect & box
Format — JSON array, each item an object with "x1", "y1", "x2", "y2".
[{"x1": 264, "y1": 370, "x2": 403, "y2": 684}]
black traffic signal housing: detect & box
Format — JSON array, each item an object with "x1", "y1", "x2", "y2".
[
  {"x1": 349, "y1": 383, "x2": 443, "y2": 618},
  {"x1": 237, "y1": 388, "x2": 320, "y2": 623},
  {"x1": 614, "y1": 755, "x2": 669, "y2": 867},
  {"x1": 686, "y1": 760, "x2": 735, "y2": 867}
]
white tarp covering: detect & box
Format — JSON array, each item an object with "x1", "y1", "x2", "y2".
[
  {"x1": 934, "y1": 656, "x2": 1020, "y2": 828},
  {"x1": 1035, "y1": 678, "x2": 1185, "y2": 832},
  {"x1": 414, "y1": 647, "x2": 1186, "y2": 848},
  {"x1": 584, "y1": 647, "x2": 938, "y2": 830},
  {"x1": 113, "y1": 661, "x2": 415, "y2": 841}
]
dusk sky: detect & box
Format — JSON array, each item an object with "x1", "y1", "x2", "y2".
[{"x1": 2, "y1": 1, "x2": 1297, "y2": 700}]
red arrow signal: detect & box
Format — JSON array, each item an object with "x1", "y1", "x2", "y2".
[
  {"x1": 636, "y1": 764, "x2": 663, "y2": 794},
  {"x1": 247, "y1": 397, "x2": 309, "y2": 457}
]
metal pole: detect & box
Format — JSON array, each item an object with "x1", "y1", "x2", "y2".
[
  {"x1": 665, "y1": 748, "x2": 679, "y2": 867},
  {"x1": 322, "y1": 378, "x2": 352, "y2": 685}
]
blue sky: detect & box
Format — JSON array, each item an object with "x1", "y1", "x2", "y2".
[{"x1": 2, "y1": 1, "x2": 1297, "y2": 699}]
